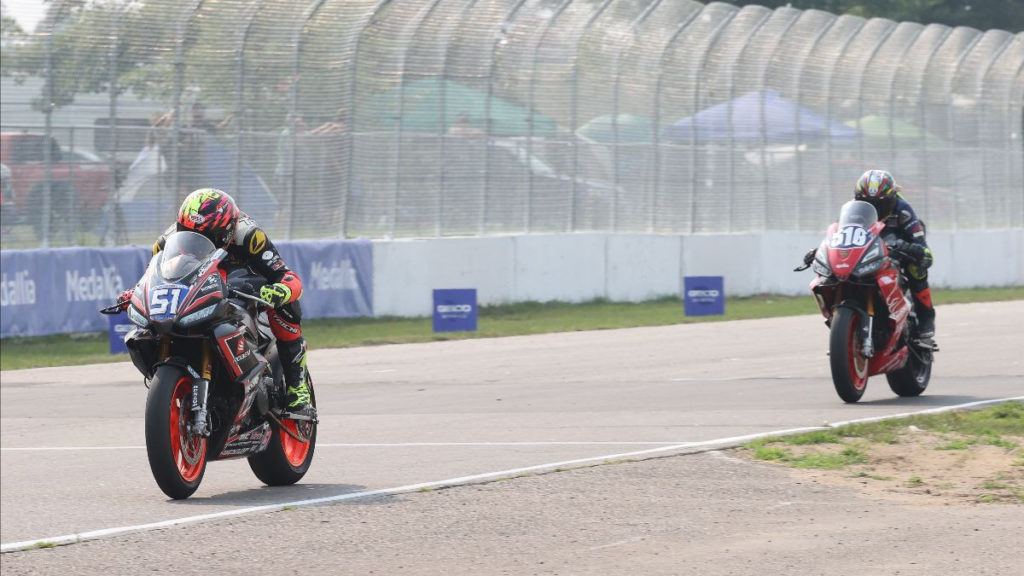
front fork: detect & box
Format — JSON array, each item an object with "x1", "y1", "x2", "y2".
[
  {"x1": 189, "y1": 341, "x2": 213, "y2": 437},
  {"x1": 861, "y1": 297, "x2": 875, "y2": 358}
]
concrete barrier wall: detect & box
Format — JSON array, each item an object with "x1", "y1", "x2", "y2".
[{"x1": 372, "y1": 230, "x2": 1024, "y2": 317}]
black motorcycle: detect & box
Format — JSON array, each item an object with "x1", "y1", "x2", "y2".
[{"x1": 102, "y1": 231, "x2": 316, "y2": 499}]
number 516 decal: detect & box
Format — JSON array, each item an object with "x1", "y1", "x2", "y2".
[
  {"x1": 830, "y1": 225, "x2": 869, "y2": 248},
  {"x1": 150, "y1": 285, "x2": 189, "y2": 317}
]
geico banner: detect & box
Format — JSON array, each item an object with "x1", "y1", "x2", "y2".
[
  {"x1": 0, "y1": 240, "x2": 373, "y2": 338},
  {"x1": 1, "y1": 246, "x2": 151, "y2": 337}
]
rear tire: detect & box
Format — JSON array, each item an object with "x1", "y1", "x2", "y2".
[
  {"x1": 145, "y1": 366, "x2": 207, "y2": 499},
  {"x1": 829, "y1": 307, "x2": 869, "y2": 403},
  {"x1": 248, "y1": 376, "x2": 317, "y2": 486},
  {"x1": 886, "y1": 345, "x2": 931, "y2": 397}
]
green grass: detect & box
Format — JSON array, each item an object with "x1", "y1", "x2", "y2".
[
  {"x1": 2, "y1": 286, "x2": 1021, "y2": 371},
  {"x1": 747, "y1": 443, "x2": 867, "y2": 469},
  {"x1": 745, "y1": 402, "x2": 1024, "y2": 473}
]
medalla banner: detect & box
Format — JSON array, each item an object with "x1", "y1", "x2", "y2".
[
  {"x1": 1, "y1": 240, "x2": 373, "y2": 338},
  {"x1": 275, "y1": 239, "x2": 373, "y2": 320},
  {"x1": 1, "y1": 246, "x2": 151, "y2": 338}
]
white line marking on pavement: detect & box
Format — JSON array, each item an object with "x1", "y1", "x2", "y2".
[
  {"x1": 0, "y1": 441, "x2": 690, "y2": 452},
  {"x1": 3, "y1": 397, "x2": 1021, "y2": 553},
  {"x1": 588, "y1": 536, "x2": 646, "y2": 551}
]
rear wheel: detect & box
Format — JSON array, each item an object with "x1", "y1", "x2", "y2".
[
  {"x1": 145, "y1": 366, "x2": 207, "y2": 499},
  {"x1": 887, "y1": 345, "x2": 932, "y2": 397},
  {"x1": 248, "y1": 375, "x2": 317, "y2": 486},
  {"x1": 829, "y1": 307, "x2": 869, "y2": 403}
]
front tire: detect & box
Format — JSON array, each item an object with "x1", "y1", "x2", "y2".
[
  {"x1": 887, "y1": 345, "x2": 932, "y2": 397},
  {"x1": 829, "y1": 307, "x2": 869, "y2": 403},
  {"x1": 145, "y1": 366, "x2": 207, "y2": 499},
  {"x1": 248, "y1": 376, "x2": 317, "y2": 486}
]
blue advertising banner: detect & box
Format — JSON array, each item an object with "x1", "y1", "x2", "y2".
[
  {"x1": 683, "y1": 276, "x2": 725, "y2": 316},
  {"x1": 275, "y1": 239, "x2": 373, "y2": 320},
  {"x1": 433, "y1": 289, "x2": 477, "y2": 332},
  {"x1": 108, "y1": 314, "x2": 133, "y2": 354},
  {"x1": 1, "y1": 246, "x2": 152, "y2": 338},
  {"x1": 1, "y1": 240, "x2": 373, "y2": 338}
]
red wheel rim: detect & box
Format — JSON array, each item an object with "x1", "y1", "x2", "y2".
[
  {"x1": 280, "y1": 419, "x2": 311, "y2": 467},
  {"x1": 169, "y1": 377, "x2": 206, "y2": 483},
  {"x1": 847, "y1": 318, "x2": 869, "y2": 391}
]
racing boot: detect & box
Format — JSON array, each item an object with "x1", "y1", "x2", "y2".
[
  {"x1": 279, "y1": 337, "x2": 317, "y2": 420},
  {"x1": 912, "y1": 288, "x2": 935, "y2": 340}
]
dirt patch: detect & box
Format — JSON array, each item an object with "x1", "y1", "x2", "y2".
[{"x1": 735, "y1": 427, "x2": 1024, "y2": 505}]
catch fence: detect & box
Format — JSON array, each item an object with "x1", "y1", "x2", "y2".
[{"x1": 1, "y1": 0, "x2": 1021, "y2": 248}]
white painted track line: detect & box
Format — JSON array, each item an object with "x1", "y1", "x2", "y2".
[{"x1": 4, "y1": 397, "x2": 1019, "y2": 554}]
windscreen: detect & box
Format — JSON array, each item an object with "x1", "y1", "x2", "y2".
[
  {"x1": 158, "y1": 231, "x2": 216, "y2": 281},
  {"x1": 837, "y1": 200, "x2": 879, "y2": 228}
]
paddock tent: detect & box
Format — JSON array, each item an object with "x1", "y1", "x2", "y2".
[
  {"x1": 369, "y1": 78, "x2": 557, "y2": 138},
  {"x1": 662, "y1": 90, "x2": 857, "y2": 143}
]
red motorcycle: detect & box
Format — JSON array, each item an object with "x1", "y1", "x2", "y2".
[{"x1": 796, "y1": 200, "x2": 937, "y2": 403}]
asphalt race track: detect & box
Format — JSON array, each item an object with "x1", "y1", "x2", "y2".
[{"x1": 1, "y1": 301, "x2": 1022, "y2": 573}]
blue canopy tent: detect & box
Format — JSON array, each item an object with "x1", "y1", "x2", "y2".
[{"x1": 662, "y1": 90, "x2": 857, "y2": 143}]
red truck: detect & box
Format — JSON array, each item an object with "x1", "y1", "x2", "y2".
[{"x1": 0, "y1": 131, "x2": 113, "y2": 233}]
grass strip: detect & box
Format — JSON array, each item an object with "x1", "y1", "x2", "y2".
[{"x1": 2, "y1": 287, "x2": 1021, "y2": 371}]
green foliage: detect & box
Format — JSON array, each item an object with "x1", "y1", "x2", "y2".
[{"x1": 726, "y1": 0, "x2": 1024, "y2": 32}]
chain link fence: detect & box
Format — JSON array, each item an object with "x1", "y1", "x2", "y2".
[{"x1": 1, "y1": 0, "x2": 1021, "y2": 248}]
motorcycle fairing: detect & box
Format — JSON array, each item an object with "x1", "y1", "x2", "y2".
[
  {"x1": 827, "y1": 221, "x2": 885, "y2": 281},
  {"x1": 213, "y1": 323, "x2": 259, "y2": 380}
]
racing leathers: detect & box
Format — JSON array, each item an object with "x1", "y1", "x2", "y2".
[
  {"x1": 153, "y1": 213, "x2": 313, "y2": 415},
  {"x1": 878, "y1": 195, "x2": 935, "y2": 338}
]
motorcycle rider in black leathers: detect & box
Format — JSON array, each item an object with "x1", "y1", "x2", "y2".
[
  {"x1": 121, "y1": 188, "x2": 315, "y2": 418},
  {"x1": 804, "y1": 170, "x2": 936, "y2": 340}
]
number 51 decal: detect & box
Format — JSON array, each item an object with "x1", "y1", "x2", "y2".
[{"x1": 150, "y1": 285, "x2": 189, "y2": 316}]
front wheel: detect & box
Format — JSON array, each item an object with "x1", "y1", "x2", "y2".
[
  {"x1": 145, "y1": 366, "x2": 207, "y2": 499},
  {"x1": 886, "y1": 345, "x2": 932, "y2": 397},
  {"x1": 248, "y1": 375, "x2": 317, "y2": 486},
  {"x1": 829, "y1": 306, "x2": 869, "y2": 403}
]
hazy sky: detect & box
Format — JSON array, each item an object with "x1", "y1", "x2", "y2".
[{"x1": 3, "y1": 0, "x2": 47, "y2": 33}]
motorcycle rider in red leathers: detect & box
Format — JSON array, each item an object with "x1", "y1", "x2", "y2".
[
  {"x1": 120, "y1": 188, "x2": 315, "y2": 418},
  {"x1": 804, "y1": 170, "x2": 936, "y2": 340}
]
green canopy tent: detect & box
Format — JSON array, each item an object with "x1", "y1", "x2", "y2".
[
  {"x1": 845, "y1": 115, "x2": 950, "y2": 149},
  {"x1": 369, "y1": 78, "x2": 557, "y2": 138},
  {"x1": 576, "y1": 114, "x2": 654, "y2": 144}
]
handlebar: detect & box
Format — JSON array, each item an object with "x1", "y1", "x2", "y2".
[{"x1": 229, "y1": 287, "x2": 273, "y2": 308}]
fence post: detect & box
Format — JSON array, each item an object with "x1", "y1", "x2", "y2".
[
  {"x1": 724, "y1": 10, "x2": 771, "y2": 233},
  {"x1": 233, "y1": 0, "x2": 265, "y2": 203},
  {"x1": 568, "y1": 0, "x2": 615, "y2": 233},
  {"x1": 944, "y1": 31, "x2": 984, "y2": 230},
  {"x1": 915, "y1": 27, "x2": 953, "y2": 223},
  {"x1": 526, "y1": 0, "x2": 574, "y2": 232},
  {"x1": 390, "y1": 0, "x2": 448, "y2": 238},
  {"x1": 436, "y1": 0, "x2": 482, "y2": 238},
  {"x1": 754, "y1": 9, "x2": 799, "y2": 233},
  {"x1": 789, "y1": 12, "x2": 837, "y2": 231},
  {"x1": 820, "y1": 18, "x2": 866, "y2": 224},
  {"x1": 975, "y1": 35, "x2": 1013, "y2": 226},
  {"x1": 688, "y1": 10, "x2": 738, "y2": 234},
  {"x1": 41, "y1": 1, "x2": 68, "y2": 248},
  {"x1": 287, "y1": 0, "x2": 330, "y2": 240},
  {"x1": 481, "y1": 0, "x2": 529, "y2": 235},
  {"x1": 344, "y1": 0, "x2": 392, "y2": 239},
  {"x1": 649, "y1": 9, "x2": 701, "y2": 233},
  {"x1": 608, "y1": 1, "x2": 665, "y2": 233}
]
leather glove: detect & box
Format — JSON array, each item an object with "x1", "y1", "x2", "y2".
[
  {"x1": 259, "y1": 283, "x2": 293, "y2": 307},
  {"x1": 116, "y1": 288, "x2": 133, "y2": 309},
  {"x1": 901, "y1": 242, "x2": 926, "y2": 261},
  {"x1": 802, "y1": 248, "x2": 817, "y2": 266}
]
